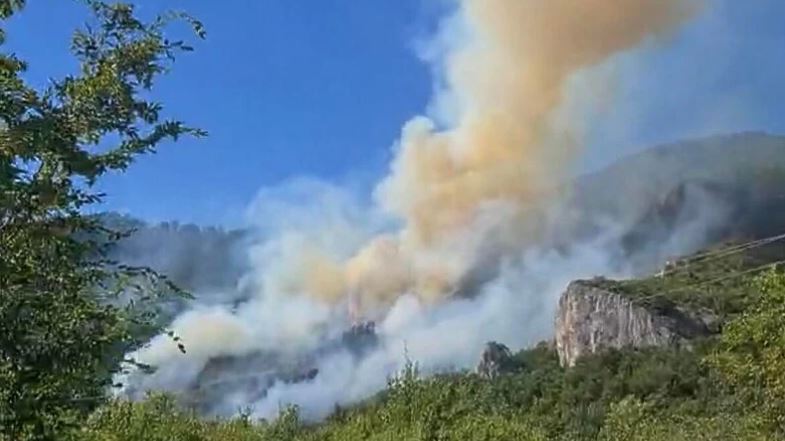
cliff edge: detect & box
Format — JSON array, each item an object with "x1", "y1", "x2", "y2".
[{"x1": 554, "y1": 278, "x2": 717, "y2": 367}]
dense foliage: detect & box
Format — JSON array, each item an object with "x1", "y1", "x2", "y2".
[
  {"x1": 588, "y1": 240, "x2": 783, "y2": 320},
  {"x1": 0, "y1": 1, "x2": 202, "y2": 439}
]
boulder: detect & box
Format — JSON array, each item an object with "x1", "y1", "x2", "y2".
[{"x1": 476, "y1": 341, "x2": 515, "y2": 379}]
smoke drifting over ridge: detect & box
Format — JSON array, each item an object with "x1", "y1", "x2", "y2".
[{"x1": 117, "y1": 0, "x2": 711, "y2": 420}]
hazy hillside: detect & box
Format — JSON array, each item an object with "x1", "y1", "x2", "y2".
[
  {"x1": 572, "y1": 132, "x2": 785, "y2": 226},
  {"x1": 53, "y1": 133, "x2": 785, "y2": 440},
  {"x1": 97, "y1": 213, "x2": 250, "y2": 306},
  {"x1": 96, "y1": 133, "x2": 785, "y2": 302}
]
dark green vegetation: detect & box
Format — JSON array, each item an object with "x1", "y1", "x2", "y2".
[
  {"x1": 73, "y1": 268, "x2": 785, "y2": 441},
  {"x1": 0, "y1": 1, "x2": 204, "y2": 439},
  {"x1": 4, "y1": 1, "x2": 785, "y2": 440},
  {"x1": 590, "y1": 237, "x2": 785, "y2": 322}
]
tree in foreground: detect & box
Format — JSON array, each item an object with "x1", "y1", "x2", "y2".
[
  {"x1": 0, "y1": 1, "x2": 203, "y2": 439},
  {"x1": 709, "y1": 268, "x2": 785, "y2": 434}
]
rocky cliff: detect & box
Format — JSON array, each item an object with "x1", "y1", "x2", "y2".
[{"x1": 554, "y1": 278, "x2": 716, "y2": 367}]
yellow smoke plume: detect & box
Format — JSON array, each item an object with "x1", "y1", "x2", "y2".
[{"x1": 296, "y1": 0, "x2": 702, "y2": 314}]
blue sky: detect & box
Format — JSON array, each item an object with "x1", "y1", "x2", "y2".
[{"x1": 5, "y1": 1, "x2": 785, "y2": 226}]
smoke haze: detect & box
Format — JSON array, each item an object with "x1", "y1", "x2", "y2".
[{"x1": 114, "y1": 0, "x2": 776, "y2": 421}]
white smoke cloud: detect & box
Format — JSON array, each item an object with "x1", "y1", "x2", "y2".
[
  {"x1": 117, "y1": 0, "x2": 713, "y2": 420},
  {"x1": 247, "y1": 230, "x2": 630, "y2": 421},
  {"x1": 117, "y1": 176, "x2": 639, "y2": 419}
]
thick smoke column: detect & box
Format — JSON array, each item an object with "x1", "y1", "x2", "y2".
[
  {"x1": 118, "y1": 0, "x2": 705, "y2": 420},
  {"x1": 341, "y1": 0, "x2": 702, "y2": 312}
]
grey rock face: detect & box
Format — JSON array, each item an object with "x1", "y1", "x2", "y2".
[
  {"x1": 554, "y1": 279, "x2": 715, "y2": 367},
  {"x1": 476, "y1": 341, "x2": 515, "y2": 380}
]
